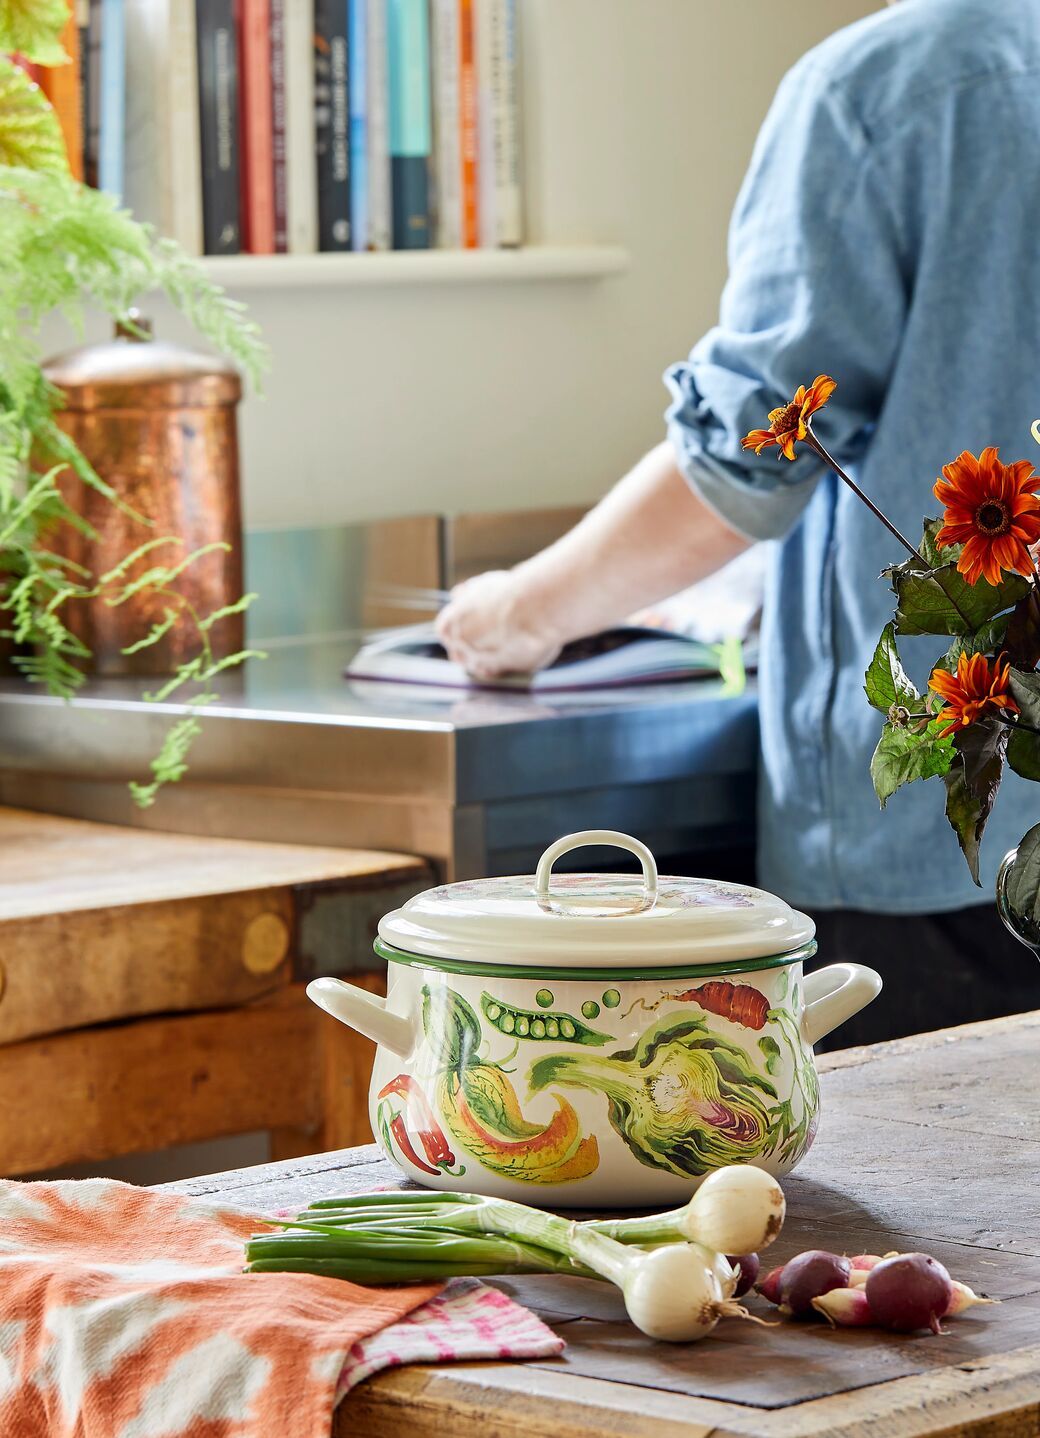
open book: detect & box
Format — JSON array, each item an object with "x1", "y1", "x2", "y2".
[{"x1": 345, "y1": 624, "x2": 748, "y2": 693}]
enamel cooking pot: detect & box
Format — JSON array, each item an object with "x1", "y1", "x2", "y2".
[{"x1": 308, "y1": 831, "x2": 882, "y2": 1207}]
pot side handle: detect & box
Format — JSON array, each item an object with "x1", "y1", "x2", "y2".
[
  {"x1": 800, "y1": 962, "x2": 882, "y2": 1046},
  {"x1": 307, "y1": 977, "x2": 415, "y2": 1059}
]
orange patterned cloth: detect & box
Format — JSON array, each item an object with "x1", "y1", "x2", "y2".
[{"x1": 0, "y1": 1178, "x2": 441, "y2": 1437}]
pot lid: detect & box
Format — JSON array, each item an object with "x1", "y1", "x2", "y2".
[{"x1": 378, "y1": 830, "x2": 815, "y2": 968}]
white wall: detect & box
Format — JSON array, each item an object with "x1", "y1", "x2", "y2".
[{"x1": 50, "y1": 0, "x2": 880, "y2": 532}]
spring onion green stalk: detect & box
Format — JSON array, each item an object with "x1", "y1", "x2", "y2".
[{"x1": 589, "y1": 1166, "x2": 787, "y2": 1256}]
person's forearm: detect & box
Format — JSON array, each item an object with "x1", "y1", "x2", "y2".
[{"x1": 511, "y1": 442, "x2": 751, "y2": 647}]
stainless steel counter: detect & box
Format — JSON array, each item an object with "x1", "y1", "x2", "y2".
[{"x1": 0, "y1": 637, "x2": 758, "y2": 879}]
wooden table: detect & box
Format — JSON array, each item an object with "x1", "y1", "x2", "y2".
[
  {"x1": 0, "y1": 807, "x2": 429, "y2": 1174},
  {"x1": 168, "y1": 1011, "x2": 1040, "y2": 1438}
]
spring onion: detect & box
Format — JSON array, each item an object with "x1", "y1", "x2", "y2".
[{"x1": 245, "y1": 1165, "x2": 788, "y2": 1343}]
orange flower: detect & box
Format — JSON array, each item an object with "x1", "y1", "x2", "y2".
[
  {"x1": 933, "y1": 447, "x2": 1040, "y2": 587},
  {"x1": 929, "y1": 652, "x2": 1017, "y2": 739},
  {"x1": 741, "y1": 375, "x2": 837, "y2": 461}
]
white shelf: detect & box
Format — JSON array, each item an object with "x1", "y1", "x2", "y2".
[{"x1": 202, "y1": 245, "x2": 630, "y2": 289}]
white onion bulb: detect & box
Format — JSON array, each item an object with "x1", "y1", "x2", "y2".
[{"x1": 682, "y1": 1165, "x2": 786, "y2": 1256}]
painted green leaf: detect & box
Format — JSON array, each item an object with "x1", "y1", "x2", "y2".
[
  {"x1": 870, "y1": 720, "x2": 954, "y2": 807},
  {"x1": 864, "y1": 622, "x2": 920, "y2": 715},
  {"x1": 0, "y1": 0, "x2": 71, "y2": 66},
  {"x1": 757, "y1": 1034, "x2": 782, "y2": 1076},
  {"x1": 883, "y1": 521, "x2": 1030, "y2": 638},
  {"x1": 0, "y1": 56, "x2": 69, "y2": 174}
]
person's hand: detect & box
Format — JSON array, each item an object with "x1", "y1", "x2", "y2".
[{"x1": 435, "y1": 569, "x2": 564, "y2": 679}]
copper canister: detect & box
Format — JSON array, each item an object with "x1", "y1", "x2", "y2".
[{"x1": 42, "y1": 319, "x2": 244, "y2": 676}]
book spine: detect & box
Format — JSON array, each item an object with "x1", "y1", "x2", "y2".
[
  {"x1": 366, "y1": 0, "x2": 391, "y2": 251},
  {"x1": 348, "y1": 0, "x2": 369, "y2": 251},
  {"x1": 284, "y1": 0, "x2": 317, "y2": 252},
  {"x1": 122, "y1": 0, "x2": 159, "y2": 222},
  {"x1": 493, "y1": 0, "x2": 521, "y2": 246},
  {"x1": 236, "y1": 0, "x2": 275, "y2": 253},
  {"x1": 196, "y1": 0, "x2": 241, "y2": 254},
  {"x1": 269, "y1": 0, "x2": 288, "y2": 251},
  {"x1": 430, "y1": 0, "x2": 461, "y2": 248},
  {"x1": 85, "y1": 0, "x2": 102, "y2": 188},
  {"x1": 98, "y1": 0, "x2": 125, "y2": 200},
  {"x1": 76, "y1": 0, "x2": 91, "y2": 182},
  {"x1": 387, "y1": 0, "x2": 430, "y2": 249},
  {"x1": 167, "y1": 0, "x2": 203, "y2": 253},
  {"x1": 458, "y1": 0, "x2": 477, "y2": 249},
  {"x1": 41, "y1": 12, "x2": 83, "y2": 182},
  {"x1": 314, "y1": 0, "x2": 350, "y2": 250}
]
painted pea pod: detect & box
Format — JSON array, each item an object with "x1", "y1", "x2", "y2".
[{"x1": 480, "y1": 992, "x2": 611, "y2": 1046}]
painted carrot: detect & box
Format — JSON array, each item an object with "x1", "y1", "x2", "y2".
[{"x1": 671, "y1": 981, "x2": 770, "y2": 1031}]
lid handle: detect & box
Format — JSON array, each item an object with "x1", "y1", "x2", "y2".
[{"x1": 536, "y1": 830, "x2": 658, "y2": 903}]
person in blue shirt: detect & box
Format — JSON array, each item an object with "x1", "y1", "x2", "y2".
[{"x1": 435, "y1": 0, "x2": 1040, "y2": 1043}]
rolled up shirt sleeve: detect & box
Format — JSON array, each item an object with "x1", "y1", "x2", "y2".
[{"x1": 665, "y1": 52, "x2": 911, "y2": 542}]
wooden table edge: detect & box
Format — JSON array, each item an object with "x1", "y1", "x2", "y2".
[{"x1": 344, "y1": 1338, "x2": 1040, "y2": 1438}]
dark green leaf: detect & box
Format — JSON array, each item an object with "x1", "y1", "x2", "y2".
[
  {"x1": 870, "y1": 720, "x2": 954, "y2": 808},
  {"x1": 883, "y1": 520, "x2": 1030, "y2": 637},
  {"x1": 1007, "y1": 727, "x2": 1040, "y2": 781},
  {"x1": 1009, "y1": 669, "x2": 1040, "y2": 727},
  {"x1": 1004, "y1": 588, "x2": 1040, "y2": 671},
  {"x1": 940, "y1": 614, "x2": 1010, "y2": 672},
  {"x1": 942, "y1": 726, "x2": 1006, "y2": 887},
  {"x1": 1001, "y1": 822, "x2": 1040, "y2": 929},
  {"x1": 864, "y1": 622, "x2": 920, "y2": 714},
  {"x1": 953, "y1": 720, "x2": 1006, "y2": 806}
]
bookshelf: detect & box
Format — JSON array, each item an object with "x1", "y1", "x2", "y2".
[{"x1": 202, "y1": 245, "x2": 630, "y2": 289}]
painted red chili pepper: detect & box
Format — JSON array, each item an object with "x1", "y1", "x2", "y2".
[
  {"x1": 672, "y1": 980, "x2": 769, "y2": 1030},
  {"x1": 379, "y1": 1074, "x2": 456, "y2": 1167},
  {"x1": 389, "y1": 1113, "x2": 440, "y2": 1175}
]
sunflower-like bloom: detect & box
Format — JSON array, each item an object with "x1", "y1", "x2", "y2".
[
  {"x1": 933, "y1": 448, "x2": 1040, "y2": 586},
  {"x1": 741, "y1": 375, "x2": 837, "y2": 461},
  {"x1": 929, "y1": 652, "x2": 1017, "y2": 739}
]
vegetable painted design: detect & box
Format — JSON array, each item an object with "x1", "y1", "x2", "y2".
[
  {"x1": 529, "y1": 1015, "x2": 777, "y2": 1179},
  {"x1": 480, "y1": 992, "x2": 611, "y2": 1045},
  {"x1": 669, "y1": 981, "x2": 770, "y2": 1030},
  {"x1": 423, "y1": 986, "x2": 599, "y2": 1184},
  {"x1": 377, "y1": 1074, "x2": 460, "y2": 1173}
]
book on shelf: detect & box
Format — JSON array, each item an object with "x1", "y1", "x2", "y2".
[
  {"x1": 196, "y1": 0, "x2": 241, "y2": 254},
  {"x1": 345, "y1": 624, "x2": 749, "y2": 694},
  {"x1": 366, "y1": 0, "x2": 392, "y2": 251},
  {"x1": 27, "y1": 0, "x2": 526, "y2": 259},
  {"x1": 284, "y1": 0, "x2": 317, "y2": 252},
  {"x1": 237, "y1": 0, "x2": 276, "y2": 254},
  {"x1": 269, "y1": 0, "x2": 288, "y2": 251},
  {"x1": 125, "y1": 0, "x2": 203, "y2": 256},
  {"x1": 430, "y1": 0, "x2": 461, "y2": 248},
  {"x1": 387, "y1": 0, "x2": 432, "y2": 250},
  {"x1": 314, "y1": 0, "x2": 350, "y2": 251}
]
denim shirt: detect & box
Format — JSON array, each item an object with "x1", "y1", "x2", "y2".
[{"x1": 665, "y1": 0, "x2": 1040, "y2": 913}]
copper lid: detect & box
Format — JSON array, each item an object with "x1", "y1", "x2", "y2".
[{"x1": 43, "y1": 316, "x2": 242, "y2": 410}]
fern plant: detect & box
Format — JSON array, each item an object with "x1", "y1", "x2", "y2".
[{"x1": 0, "y1": 0, "x2": 268, "y2": 805}]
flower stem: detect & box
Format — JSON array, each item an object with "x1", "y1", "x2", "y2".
[{"x1": 804, "y1": 424, "x2": 927, "y2": 567}]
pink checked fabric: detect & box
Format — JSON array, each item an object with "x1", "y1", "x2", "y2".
[{"x1": 0, "y1": 1179, "x2": 564, "y2": 1437}]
